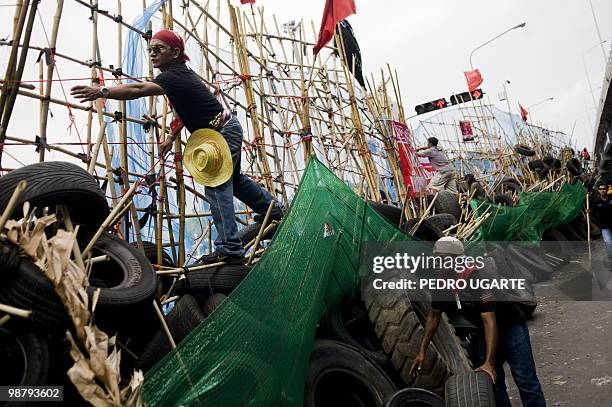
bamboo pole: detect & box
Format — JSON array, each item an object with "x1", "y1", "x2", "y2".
[
  {"x1": 0, "y1": 1, "x2": 39, "y2": 162},
  {"x1": 39, "y1": 0, "x2": 65, "y2": 162},
  {"x1": 174, "y1": 127, "x2": 187, "y2": 265},
  {"x1": 0, "y1": 180, "x2": 27, "y2": 232},
  {"x1": 11, "y1": 0, "x2": 24, "y2": 38},
  {"x1": 152, "y1": 300, "x2": 176, "y2": 349},
  {"x1": 229, "y1": 5, "x2": 274, "y2": 193},
  {"x1": 0, "y1": 1, "x2": 28, "y2": 123},
  {"x1": 157, "y1": 102, "x2": 170, "y2": 265},
  {"x1": 246, "y1": 202, "x2": 273, "y2": 265},
  {"x1": 0, "y1": 303, "x2": 32, "y2": 319}
]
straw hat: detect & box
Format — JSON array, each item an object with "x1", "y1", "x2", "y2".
[{"x1": 183, "y1": 128, "x2": 233, "y2": 187}]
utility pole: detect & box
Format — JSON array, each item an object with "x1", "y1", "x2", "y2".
[
  {"x1": 588, "y1": 0, "x2": 608, "y2": 63},
  {"x1": 502, "y1": 80, "x2": 517, "y2": 138}
]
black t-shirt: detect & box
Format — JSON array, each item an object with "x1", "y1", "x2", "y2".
[
  {"x1": 152, "y1": 62, "x2": 223, "y2": 133},
  {"x1": 590, "y1": 193, "x2": 612, "y2": 229},
  {"x1": 431, "y1": 275, "x2": 525, "y2": 335}
]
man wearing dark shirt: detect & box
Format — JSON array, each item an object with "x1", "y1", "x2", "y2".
[
  {"x1": 590, "y1": 182, "x2": 612, "y2": 269},
  {"x1": 410, "y1": 237, "x2": 546, "y2": 407},
  {"x1": 71, "y1": 30, "x2": 282, "y2": 264}
]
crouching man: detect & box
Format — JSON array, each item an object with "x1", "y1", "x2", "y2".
[{"x1": 409, "y1": 237, "x2": 546, "y2": 407}]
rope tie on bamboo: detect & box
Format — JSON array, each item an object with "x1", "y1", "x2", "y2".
[
  {"x1": 35, "y1": 47, "x2": 55, "y2": 66},
  {"x1": 142, "y1": 117, "x2": 157, "y2": 133},
  {"x1": 111, "y1": 67, "x2": 123, "y2": 78},
  {"x1": 174, "y1": 153, "x2": 184, "y2": 177},
  {"x1": 76, "y1": 153, "x2": 90, "y2": 164},
  {"x1": 250, "y1": 136, "x2": 264, "y2": 154},
  {"x1": 301, "y1": 129, "x2": 313, "y2": 142},
  {"x1": 34, "y1": 136, "x2": 50, "y2": 153},
  {"x1": 65, "y1": 103, "x2": 77, "y2": 133},
  {"x1": 87, "y1": 3, "x2": 99, "y2": 21}
]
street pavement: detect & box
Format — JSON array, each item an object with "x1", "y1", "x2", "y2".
[{"x1": 505, "y1": 244, "x2": 612, "y2": 406}]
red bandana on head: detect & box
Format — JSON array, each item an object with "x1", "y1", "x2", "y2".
[{"x1": 151, "y1": 29, "x2": 190, "y2": 62}]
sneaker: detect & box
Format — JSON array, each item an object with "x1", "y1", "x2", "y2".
[
  {"x1": 198, "y1": 251, "x2": 245, "y2": 265},
  {"x1": 254, "y1": 202, "x2": 286, "y2": 224}
]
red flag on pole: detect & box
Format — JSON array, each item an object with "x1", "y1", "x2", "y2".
[
  {"x1": 240, "y1": 0, "x2": 256, "y2": 4},
  {"x1": 459, "y1": 120, "x2": 474, "y2": 141},
  {"x1": 464, "y1": 69, "x2": 483, "y2": 92},
  {"x1": 519, "y1": 104, "x2": 529, "y2": 122},
  {"x1": 393, "y1": 121, "x2": 432, "y2": 196},
  {"x1": 313, "y1": 0, "x2": 357, "y2": 55}
]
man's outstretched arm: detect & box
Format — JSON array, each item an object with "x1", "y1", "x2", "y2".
[
  {"x1": 71, "y1": 82, "x2": 165, "y2": 102},
  {"x1": 409, "y1": 308, "x2": 442, "y2": 376}
]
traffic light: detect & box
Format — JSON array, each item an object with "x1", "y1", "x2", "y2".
[
  {"x1": 415, "y1": 98, "x2": 449, "y2": 115},
  {"x1": 450, "y1": 89, "x2": 485, "y2": 105},
  {"x1": 414, "y1": 89, "x2": 485, "y2": 115}
]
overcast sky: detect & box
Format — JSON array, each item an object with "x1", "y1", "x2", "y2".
[
  {"x1": 263, "y1": 0, "x2": 612, "y2": 149},
  {"x1": 1, "y1": 0, "x2": 611, "y2": 169}
]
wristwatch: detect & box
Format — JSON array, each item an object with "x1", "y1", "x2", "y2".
[{"x1": 100, "y1": 87, "x2": 110, "y2": 98}]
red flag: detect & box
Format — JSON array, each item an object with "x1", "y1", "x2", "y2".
[
  {"x1": 464, "y1": 69, "x2": 483, "y2": 92},
  {"x1": 459, "y1": 120, "x2": 474, "y2": 141},
  {"x1": 393, "y1": 121, "x2": 432, "y2": 197},
  {"x1": 240, "y1": 0, "x2": 255, "y2": 4},
  {"x1": 519, "y1": 104, "x2": 529, "y2": 122},
  {"x1": 313, "y1": 0, "x2": 356, "y2": 55}
]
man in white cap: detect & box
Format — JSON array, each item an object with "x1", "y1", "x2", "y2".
[
  {"x1": 71, "y1": 29, "x2": 283, "y2": 264},
  {"x1": 410, "y1": 237, "x2": 546, "y2": 407}
]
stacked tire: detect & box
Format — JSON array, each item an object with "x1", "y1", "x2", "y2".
[{"x1": 0, "y1": 162, "x2": 158, "y2": 397}]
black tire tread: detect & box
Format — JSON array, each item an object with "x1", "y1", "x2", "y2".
[
  {"x1": 179, "y1": 264, "x2": 252, "y2": 295},
  {"x1": 361, "y1": 270, "x2": 471, "y2": 395},
  {"x1": 0, "y1": 161, "x2": 109, "y2": 228},
  {"x1": 201, "y1": 293, "x2": 227, "y2": 316},
  {"x1": 433, "y1": 191, "x2": 461, "y2": 220},
  {"x1": 444, "y1": 372, "x2": 496, "y2": 407},
  {"x1": 426, "y1": 214, "x2": 458, "y2": 233}
]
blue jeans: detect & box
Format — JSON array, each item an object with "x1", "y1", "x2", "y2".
[
  {"x1": 602, "y1": 228, "x2": 612, "y2": 265},
  {"x1": 204, "y1": 116, "x2": 274, "y2": 256},
  {"x1": 478, "y1": 323, "x2": 546, "y2": 407}
]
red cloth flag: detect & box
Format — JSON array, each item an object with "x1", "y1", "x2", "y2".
[
  {"x1": 464, "y1": 69, "x2": 483, "y2": 92},
  {"x1": 393, "y1": 121, "x2": 432, "y2": 197},
  {"x1": 519, "y1": 104, "x2": 529, "y2": 122},
  {"x1": 459, "y1": 120, "x2": 474, "y2": 141},
  {"x1": 313, "y1": 0, "x2": 356, "y2": 55},
  {"x1": 240, "y1": 0, "x2": 255, "y2": 4}
]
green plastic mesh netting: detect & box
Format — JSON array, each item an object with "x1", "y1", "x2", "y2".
[
  {"x1": 469, "y1": 182, "x2": 586, "y2": 241},
  {"x1": 143, "y1": 157, "x2": 411, "y2": 406},
  {"x1": 143, "y1": 159, "x2": 585, "y2": 405}
]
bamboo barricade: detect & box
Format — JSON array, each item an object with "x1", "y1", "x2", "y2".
[{"x1": 0, "y1": 0, "x2": 582, "y2": 269}]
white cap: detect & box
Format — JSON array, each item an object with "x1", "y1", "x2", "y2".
[{"x1": 433, "y1": 236, "x2": 464, "y2": 255}]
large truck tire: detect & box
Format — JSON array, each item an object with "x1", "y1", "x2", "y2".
[{"x1": 361, "y1": 270, "x2": 472, "y2": 395}]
